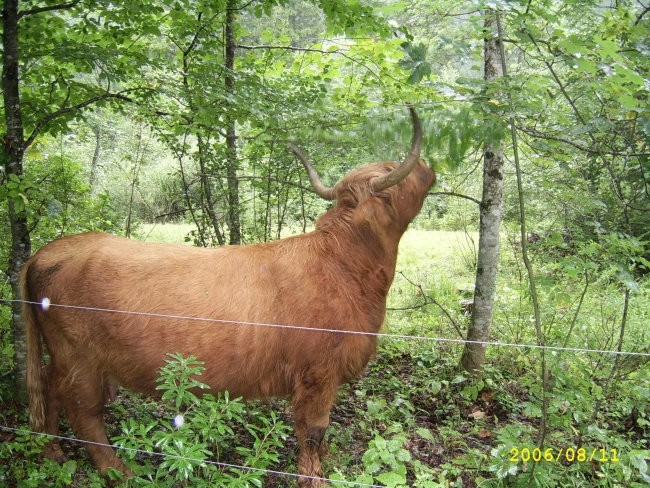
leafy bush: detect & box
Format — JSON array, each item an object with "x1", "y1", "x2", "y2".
[{"x1": 112, "y1": 353, "x2": 289, "y2": 487}]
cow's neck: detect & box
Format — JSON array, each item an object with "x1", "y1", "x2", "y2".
[{"x1": 317, "y1": 220, "x2": 402, "y2": 298}]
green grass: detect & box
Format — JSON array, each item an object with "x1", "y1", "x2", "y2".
[
  {"x1": 397, "y1": 229, "x2": 477, "y2": 278},
  {"x1": 137, "y1": 224, "x2": 477, "y2": 261},
  {"x1": 135, "y1": 223, "x2": 197, "y2": 244}
]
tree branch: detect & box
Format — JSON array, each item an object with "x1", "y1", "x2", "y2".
[
  {"x1": 228, "y1": 0, "x2": 262, "y2": 11},
  {"x1": 525, "y1": 31, "x2": 589, "y2": 129},
  {"x1": 519, "y1": 126, "x2": 650, "y2": 158},
  {"x1": 635, "y1": 6, "x2": 649, "y2": 25},
  {"x1": 236, "y1": 44, "x2": 344, "y2": 55},
  {"x1": 152, "y1": 110, "x2": 229, "y2": 139},
  {"x1": 429, "y1": 191, "x2": 481, "y2": 206},
  {"x1": 203, "y1": 174, "x2": 315, "y2": 194},
  {"x1": 24, "y1": 89, "x2": 136, "y2": 150},
  {"x1": 18, "y1": 0, "x2": 80, "y2": 19},
  {"x1": 394, "y1": 272, "x2": 464, "y2": 338}
]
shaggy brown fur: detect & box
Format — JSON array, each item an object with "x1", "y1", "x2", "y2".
[{"x1": 21, "y1": 150, "x2": 434, "y2": 486}]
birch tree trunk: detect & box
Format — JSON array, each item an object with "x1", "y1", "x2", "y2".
[
  {"x1": 460, "y1": 10, "x2": 505, "y2": 373},
  {"x1": 2, "y1": 0, "x2": 31, "y2": 398}
]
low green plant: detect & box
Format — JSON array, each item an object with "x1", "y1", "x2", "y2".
[
  {"x1": 329, "y1": 425, "x2": 439, "y2": 488},
  {"x1": 0, "y1": 430, "x2": 91, "y2": 487},
  {"x1": 112, "y1": 353, "x2": 289, "y2": 487}
]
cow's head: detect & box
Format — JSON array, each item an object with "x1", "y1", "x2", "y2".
[{"x1": 289, "y1": 107, "x2": 435, "y2": 237}]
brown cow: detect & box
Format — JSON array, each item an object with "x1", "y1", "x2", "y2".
[{"x1": 21, "y1": 107, "x2": 435, "y2": 486}]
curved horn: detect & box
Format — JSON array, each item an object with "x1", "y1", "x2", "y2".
[
  {"x1": 287, "y1": 142, "x2": 336, "y2": 200},
  {"x1": 370, "y1": 106, "x2": 423, "y2": 193}
]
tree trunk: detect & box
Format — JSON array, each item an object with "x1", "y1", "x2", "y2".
[
  {"x1": 2, "y1": 0, "x2": 31, "y2": 399},
  {"x1": 460, "y1": 10, "x2": 505, "y2": 373},
  {"x1": 125, "y1": 124, "x2": 144, "y2": 238},
  {"x1": 197, "y1": 134, "x2": 225, "y2": 246},
  {"x1": 225, "y1": 0, "x2": 241, "y2": 245},
  {"x1": 89, "y1": 112, "x2": 102, "y2": 190}
]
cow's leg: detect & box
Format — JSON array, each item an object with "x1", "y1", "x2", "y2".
[
  {"x1": 40, "y1": 364, "x2": 66, "y2": 463},
  {"x1": 61, "y1": 368, "x2": 132, "y2": 476},
  {"x1": 293, "y1": 377, "x2": 337, "y2": 487}
]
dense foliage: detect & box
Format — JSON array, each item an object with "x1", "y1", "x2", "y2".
[{"x1": 1, "y1": 0, "x2": 648, "y2": 486}]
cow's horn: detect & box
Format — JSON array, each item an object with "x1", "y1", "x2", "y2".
[
  {"x1": 370, "y1": 106, "x2": 422, "y2": 193},
  {"x1": 287, "y1": 142, "x2": 336, "y2": 200}
]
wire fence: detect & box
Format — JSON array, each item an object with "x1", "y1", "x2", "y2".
[
  {"x1": 1, "y1": 298, "x2": 648, "y2": 357},
  {"x1": 0, "y1": 296, "x2": 648, "y2": 486}
]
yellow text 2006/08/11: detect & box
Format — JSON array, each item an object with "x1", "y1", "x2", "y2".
[{"x1": 509, "y1": 447, "x2": 620, "y2": 464}]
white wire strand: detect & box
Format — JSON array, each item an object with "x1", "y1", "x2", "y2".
[
  {"x1": 1, "y1": 298, "x2": 649, "y2": 357},
  {"x1": 0, "y1": 425, "x2": 381, "y2": 487}
]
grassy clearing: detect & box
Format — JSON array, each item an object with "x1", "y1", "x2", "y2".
[
  {"x1": 395, "y1": 230, "x2": 478, "y2": 291},
  {"x1": 136, "y1": 224, "x2": 477, "y2": 266},
  {"x1": 135, "y1": 223, "x2": 197, "y2": 244}
]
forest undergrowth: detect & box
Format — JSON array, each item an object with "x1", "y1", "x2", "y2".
[{"x1": 1, "y1": 229, "x2": 648, "y2": 487}]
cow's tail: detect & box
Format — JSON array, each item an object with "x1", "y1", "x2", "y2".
[{"x1": 20, "y1": 260, "x2": 46, "y2": 432}]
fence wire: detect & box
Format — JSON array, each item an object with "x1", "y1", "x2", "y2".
[{"x1": 1, "y1": 298, "x2": 648, "y2": 357}]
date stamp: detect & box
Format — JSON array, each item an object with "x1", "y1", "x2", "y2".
[{"x1": 509, "y1": 447, "x2": 620, "y2": 464}]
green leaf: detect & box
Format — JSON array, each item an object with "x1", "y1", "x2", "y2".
[
  {"x1": 399, "y1": 41, "x2": 432, "y2": 84},
  {"x1": 375, "y1": 470, "x2": 406, "y2": 486},
  {"x1": 416, "y1": 427, "x2": 435, "y2": 442}
]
